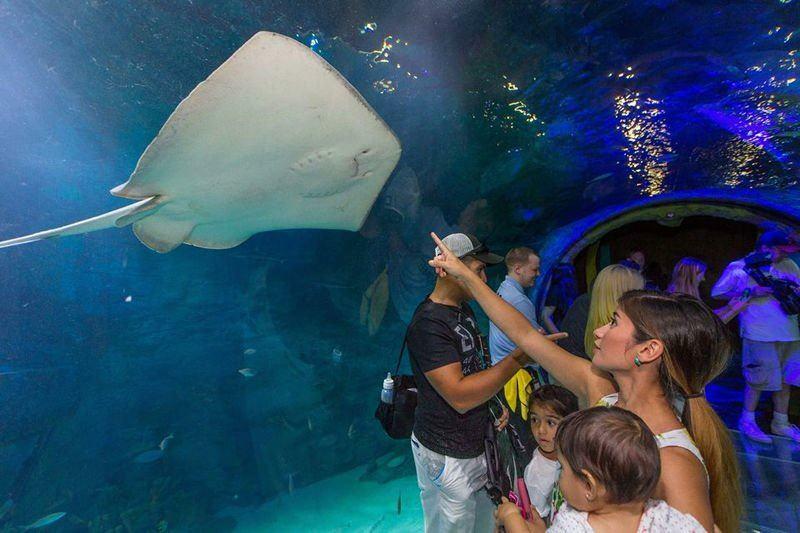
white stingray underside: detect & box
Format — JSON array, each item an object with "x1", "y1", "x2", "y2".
[{"x1": 0, "y1": 31, "x2": 401, "y2": 252}]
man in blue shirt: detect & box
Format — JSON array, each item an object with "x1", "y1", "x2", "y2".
[
  {"x1": 489, "y1": 247, "x2": 542, "y2": 366},
  {"x1": 488, "y1": 247, "x2": 544, "y2": 462}
]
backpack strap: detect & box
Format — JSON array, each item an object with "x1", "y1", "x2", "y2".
[
  {"x1": 395, "y1": 314, "x2": 424, "y2": 375},
  {"x1": 394, "y1": 334, "x2": 409, "y2": 376}
]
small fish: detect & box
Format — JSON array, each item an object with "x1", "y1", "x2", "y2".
[
  {"x1": 124, "y1": 295, "x2": 132, "y2": 303},
  {"x1": 159, "y1": 433, "x2": 174, "y2": 451},
  {"x1": 23, "y1": 512, "x2": 66, "y2": 529},
  {"x1": 347, "y1": 423, "x2": 356, "y2": 439},
  {"x1": 243, "y1": 348, "x2": 257, "y2": 355},
  {"x1": 287, "y1": 472, "x2": 295, "y2": 494},
  {"x1": 397, "y1": 492, "x2": 402, "y2": 514},
  {"x1": 238, "y1": 368, "x2": 257, "y2": 378},
  {"x1": 307, "y1": 417, "x2": 313, "y2": 431},
  {"x1": 134, "y1": 449, "x2": 164, "y2": 463},
  {"x1": 588, "y1": 172, "x2": 613, "y2": 183}
]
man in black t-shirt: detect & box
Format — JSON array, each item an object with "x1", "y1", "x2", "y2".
[{"x1": 407, "y1": 233, "x2": 534, "y2": 533}]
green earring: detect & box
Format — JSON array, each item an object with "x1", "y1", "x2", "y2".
[{"x1": 634, "y1": 355, "x2": 642, "y2": 367}]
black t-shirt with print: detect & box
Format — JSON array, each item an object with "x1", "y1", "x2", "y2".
[{"x1": 407, "y1": 298, "x2": 489, "y2": 458}]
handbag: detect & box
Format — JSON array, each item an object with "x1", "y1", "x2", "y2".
[{"x1": 374, "y1": 333, "x2": 418, "y2": 439}]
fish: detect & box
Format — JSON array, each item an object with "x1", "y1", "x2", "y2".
[
  {"x1": 397, "y1": 492, "x2": 402, "y2": 515},
  {"x1": 133, "y1": 449, "x2": 164, "y2": 463},
  {"x1": 0, "y1": 31, "x2": 401, "y2": 253},
  {"x1": 238, "y1": 368, "x2": 257, "y2": 378},
  {"x1": 307, "y1": 417, "x2": 313, "y2": 431},
  {"x1": 159, "y1": 433, "x2": 174, "y2": 451},
  {"x1": 347, "y1": 423, "x2": 356, "y2": 439},
  {"x1": 124, "y1": 295, "x2": 133, "y2": 302},
  {"x1": 243, "y1": 348, "x2": 257, "y2": 355},
  {"x1": 479, "y1": 148, "x2": 526, "y2": 195},
  {"x1": 23, "y1": 512, "x2": 66, "y2": 529},
  {"x1": 287, "y1": 472, "x2": 296, "y2": 494},
  {"x1": 134, "y1": 433, "x2": 173, "y2": 463},
  {"x1": 360, "y1": 267, "x2": 389, "y2": 336}
]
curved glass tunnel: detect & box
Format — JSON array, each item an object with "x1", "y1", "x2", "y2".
[{"x1": 1, "y1": 1, "x2": 800, "y2": 531}]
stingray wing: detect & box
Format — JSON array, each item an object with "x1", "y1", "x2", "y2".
[
  {"x1": 112, "y1": 31, "x2": 402, "y2": 251},
  {"x1": 0, "y1": 32, "x2": 401, "y2": 253}
]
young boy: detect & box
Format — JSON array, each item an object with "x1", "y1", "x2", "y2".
[{"x1": 524, "y1": 385, "x2": 579, "y2": 523}]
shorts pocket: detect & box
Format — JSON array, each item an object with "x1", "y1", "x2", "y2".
[
  {"x1": 743, "y1": 361, "x2": 773, "y2": 389},
  {"x1": 412, "y1": 438, "x2": 447, "y2": 484}
]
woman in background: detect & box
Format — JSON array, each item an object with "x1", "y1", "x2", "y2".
[
  {"x1": 667, "y1": 257, "x2": 749, "y2": 323},
  {"x1": 582, "y1": 265, "x2": 645, "y2": 359},
  {"x1": 667, "y1": 257, "x2": 707, "y2": 299}
]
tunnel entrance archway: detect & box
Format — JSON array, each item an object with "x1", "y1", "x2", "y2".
[
  {"x1": 532, "y1": 192, "x2": 800, "y2": 312},
  {"x1": 571, "y1": 216, "x2": 758, "y2": 300}
]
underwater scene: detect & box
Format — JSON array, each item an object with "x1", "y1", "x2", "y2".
[{"x1": 1, "y1": 1, "x2": 800, "y2": 531}]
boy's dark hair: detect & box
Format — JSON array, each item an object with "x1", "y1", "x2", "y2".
[
  {"x1": 555, "y1": 406, "x2": 661, "y2": 504},
  {"x1": 528, "y1": 384, "x2": 579, "y2": 418}
]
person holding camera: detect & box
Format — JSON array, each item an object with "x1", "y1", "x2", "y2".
[{"x1": 712, "y1": 229, "x2": 800, "y2": 443}]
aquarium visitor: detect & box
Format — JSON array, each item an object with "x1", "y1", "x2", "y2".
[
  {"x1": 407, "y1": 233, "x2": 526, "y2": 533},
  {"x1": 712, "y1": 229, "x2": 800, "y2": 444},
  {"x1": 429, "y1": 232, "x2": 742, "y2": 532}
]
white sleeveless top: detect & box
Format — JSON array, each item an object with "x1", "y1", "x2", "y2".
[{"x1": 595, "y1": 393, "x2": 707, "y2": 475}]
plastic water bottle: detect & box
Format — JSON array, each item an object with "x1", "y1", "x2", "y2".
[{"x1": 381, "y1": 372, "x2": 394, "y2": 403}]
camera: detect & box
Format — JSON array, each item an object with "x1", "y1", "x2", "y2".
[{"x1": 743, "y1": 252, "x2": 800, "y2": 315}]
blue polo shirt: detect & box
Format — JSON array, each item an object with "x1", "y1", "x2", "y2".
[{"x1": 489, "y1": 275, "x2": 542, "y2": 365}]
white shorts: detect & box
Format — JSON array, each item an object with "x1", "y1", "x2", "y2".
[
  {"x1": 742, "y1": 339, "x2": 800, "y2": 391},
  {"x1": 410, "y1": 433, "x2": 494, "y2": 533}
]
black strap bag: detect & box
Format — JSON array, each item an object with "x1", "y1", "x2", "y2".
[{"x1": 374, "y1": 335, "x2": 418, "y2": 439}]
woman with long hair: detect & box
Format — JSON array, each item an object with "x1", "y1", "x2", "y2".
[
  {"x1": 584, "y1": 264, "x2": 645, "y2": 358},
  {"x1": 429, "y1": 233, "x2": 741, "y2": 533},
  {"x1": 667, "y1": 257, "x2": 707, "y2": 298}
]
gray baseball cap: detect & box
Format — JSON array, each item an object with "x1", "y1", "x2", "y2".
[{"x1": 435, "y1": 233, "x2": 504, "y2": 265}]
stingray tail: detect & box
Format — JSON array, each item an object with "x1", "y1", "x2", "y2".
[{"x1": 0, "y1": 197, "x2": 159, "y2": 250}]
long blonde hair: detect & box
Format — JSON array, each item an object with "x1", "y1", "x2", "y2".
[
  {"x1": 667, "y1": 257, "x2": 707, "y2": 299},
  {"x1": 584, "y1": 264, "x2": 645, "y2": 356},
  {"x1": 619, "y1": 291, "x2": 741, "y2": 533}
]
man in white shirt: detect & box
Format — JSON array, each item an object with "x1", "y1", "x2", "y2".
[{"x1": 712, "y1": 230, "x2": 800, "y2": 443}]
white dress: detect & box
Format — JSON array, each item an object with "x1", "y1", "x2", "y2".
[
  {"x1": 523, "y1": 447, "x2": 561, "y2": 519},
  {"x1": 548, "y1": 499, "x2": 707, "y2": 532}
]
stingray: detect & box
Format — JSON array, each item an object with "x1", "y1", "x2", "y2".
[{"x1": 0, "y1": 32, "x2": 401, "y2": 253}]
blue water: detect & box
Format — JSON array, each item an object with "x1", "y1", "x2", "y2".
[{"x1": 1, "y1": 1, "x2": 800, "y2": 531}]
